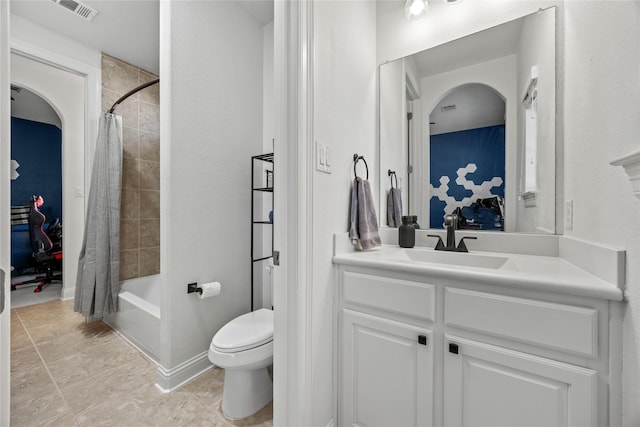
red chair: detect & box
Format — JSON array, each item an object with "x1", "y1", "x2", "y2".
[{"x1": 11, "y1": 196, "x2": 62, "y2": 293}]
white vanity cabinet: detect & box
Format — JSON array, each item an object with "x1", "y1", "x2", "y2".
[
  {"x1": 339, "y1": 271, "x2": 436, "y2": 427},
  {"x1": 341, "y1": 310, "x2": 433, "y2": 427},
  {"x1": 443, "y1": 336, "x2": 596, "y2": 427},
  {"x1": 336, "y1": 265, "x2": 622, "y2": 427}
]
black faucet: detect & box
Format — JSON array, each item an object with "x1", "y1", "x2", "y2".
[{"x1": 428, "y1": 214, "x2": 477, "y2": 253}]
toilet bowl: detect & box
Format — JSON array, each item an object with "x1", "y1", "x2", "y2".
[{"x1": 208, "y1": 308, "x2": 273, "y2": 419}]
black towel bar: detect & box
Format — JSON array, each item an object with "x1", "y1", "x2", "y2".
[
  {"x1": 388, "y1": 170, "x2": 398, "y2": 188},
  {"x1": 353, "y1": 154, "x2": 369, "y2": 180}
]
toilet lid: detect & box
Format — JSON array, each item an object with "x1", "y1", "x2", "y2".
[{"x1": 212, "y1": 308, "x2": 273, "y2": 353}]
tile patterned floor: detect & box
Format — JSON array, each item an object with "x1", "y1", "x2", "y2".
[{"x1": 10, "y1": 299, "x2": 273, "y2": 426}]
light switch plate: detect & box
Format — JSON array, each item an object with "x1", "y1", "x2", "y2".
[
  {"x1": 316, "y1": 141, "x2": 331, "y2": 174},
  {"x1": 565, "y1": 199, "x2": 573, "y2": 230}
]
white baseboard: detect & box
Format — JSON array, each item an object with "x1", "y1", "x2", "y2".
[
  {"x1": 61, "y1": 286, "x2": 75, "y2": 300},
  {"x1": 155, "y1": 351, "x2": 213, "y2": 393}
]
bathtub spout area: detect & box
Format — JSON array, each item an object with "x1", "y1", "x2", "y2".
[{"x1": 103, "y1": 277, "x2": 161, "y2": 363}]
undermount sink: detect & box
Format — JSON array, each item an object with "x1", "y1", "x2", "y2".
[{"x1": 404, "y1": 248, "x2": 511, "y2": 270}]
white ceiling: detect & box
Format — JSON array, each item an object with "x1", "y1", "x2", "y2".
[
  {"x1": 10, "y1": 0, "x2": 274, "y2": 76},
  {"x1": 403, "y1": 14, "x2": 524, "y2": 135},
  {"x1": 10, "y1": 0, "x2": 273, "y2": 122},
  {"x1": 11, "y1": 85, "x2": 62, "y2": 128},
  {"x1": 429, "y1": 84, "x2": 505, "y2": 135},
  {"x1": 11, "y1": 0, "x2": 161, "y2": 74},
  {"x1": 410, "y1": 16, "x2": 523, "y2": 79}
]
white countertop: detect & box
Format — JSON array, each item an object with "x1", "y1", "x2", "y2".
[{"x1": 333, "y1": 244, "x2": 625, "y2": 301}]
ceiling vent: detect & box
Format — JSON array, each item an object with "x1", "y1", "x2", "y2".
[
  {"x1": 441, "y1": 104, "x2": 457, "y2": 112},
  {"x1": 50, "y1": 0, "x2": 99, "y2": 22}
]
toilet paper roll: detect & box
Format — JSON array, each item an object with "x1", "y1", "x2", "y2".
[{"x1": 198, "y1": 281, "x2": 221, "y2": 299}]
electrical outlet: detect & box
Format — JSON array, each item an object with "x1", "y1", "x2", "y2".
[{"x1": 565, "y1": 200, "x2": 573, "y2": 230}]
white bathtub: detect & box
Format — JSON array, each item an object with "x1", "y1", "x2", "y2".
[{"x1": 103, "y1": 275, "x2": 161, "y2": 363}]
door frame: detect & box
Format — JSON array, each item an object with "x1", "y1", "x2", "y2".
[
  {"x1": 1, "y1": 2, "x2": 11, "y2": 424},
  {"x1": 272, "y1": 0, "x2": 315, "y2": 425},
  {"x1": 9, "y1": 40, "x2": 100, "y2": 300},
  {"x1": 0, "y1": 16, "x2": 100, "y2": 423},
  {"x1": 9, "y1": 41, "x2": 102, "y2": 299}
]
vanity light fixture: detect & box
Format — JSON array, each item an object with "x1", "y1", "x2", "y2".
[{"x1": 405, "y1": 0, "x2": 429, "y2": 21}]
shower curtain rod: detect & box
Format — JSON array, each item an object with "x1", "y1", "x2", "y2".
[{"x1": 108, "y1": 77, "x2": 159, "y2": 114}]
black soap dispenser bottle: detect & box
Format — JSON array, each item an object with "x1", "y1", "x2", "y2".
[{"x1": 399, "y1": 216, "x2": 416, "y2": 248}]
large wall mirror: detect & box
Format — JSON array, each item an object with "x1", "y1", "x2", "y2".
[{"x1": 379, "y1": 7, "x2": 556, "y2": 234}]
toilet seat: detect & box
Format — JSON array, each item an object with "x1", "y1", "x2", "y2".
[{"x1": 212, "y1": 308, "x2": 273, "y2": 353}]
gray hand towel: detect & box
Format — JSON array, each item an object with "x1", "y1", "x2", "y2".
[
  {"x1": 349, "y1": 177, "x2": 381, "y2": 250},
  {"x1": 387, "y1": 187, "x2": 403, "y2": 228}
]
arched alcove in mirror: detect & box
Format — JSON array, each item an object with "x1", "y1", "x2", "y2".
[{"x1": 429, "y1": 83, "x2": 506, "y2": 230}]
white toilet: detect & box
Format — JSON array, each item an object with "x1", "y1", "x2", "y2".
[{"x1": 208, "y1": 307, "x2": 273, "y2": 419}]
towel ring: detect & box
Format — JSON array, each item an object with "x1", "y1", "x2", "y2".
[
  {"x1": 388, "y1": 170, "x2": 397, "y2": 189},
  {"x1": 353, "y1": 154, "x2": 369, "y2": 180}
]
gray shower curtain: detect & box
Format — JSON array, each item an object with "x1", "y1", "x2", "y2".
[{"x1": 74, "y1": 113, "x2": 123, "y2": 318}]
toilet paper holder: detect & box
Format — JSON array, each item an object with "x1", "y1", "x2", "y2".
[{"x1": 187, "y1": 282, "x2": 202, "y2": 295}]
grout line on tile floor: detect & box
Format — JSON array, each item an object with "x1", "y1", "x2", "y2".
[{"x1": 15, "y1": 308, "x2": 80, "y2": 425}]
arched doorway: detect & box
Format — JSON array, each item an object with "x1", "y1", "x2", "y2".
[
  {"x1": 10, "y1": 85, "x2": 63, "y2": 304},
  {"x1": 10, "y1": 51, "x2": 86, "y2": 300},
  {"x1": 428, "y1": 83, "x2": 506, "y2": 230}
]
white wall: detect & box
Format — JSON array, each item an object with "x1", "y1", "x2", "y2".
[
  {"x1": 313, "y1": 1, "x2": 377, "y2": 424},
  {"x1": 379, "y1": 58, "x2": 406, "y2": 226},
  {"x1": 263, "y1": 21, "x2": 274, "y2": 153},
  {"x1": 10, "y1": 14, "x2": 101, "y2": 69},
  {"x1": 515, "y1": 8, "x2": 556, "y2": 234},
  {"x1": 159, "y1": 0, "x2": 263, "y2": 382},
  {"x1": 261, "y1": 20, "x2": 274, "y2": 309},
  {"x1": 419, "y1": 56, "x2": 517, "y2": 231},
  {"x1": 560, "y1": 3, "x2": 640, "y2": 426}
]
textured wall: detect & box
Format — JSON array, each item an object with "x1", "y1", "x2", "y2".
[
  {"x1": 101, "y1": 54, "x2": 160, "y2": 280},
  {"x1": 160, "y1": 0, "x2": 262, "y2": 372},
  {"x1": 560, "y1": 3, "x2": 640, "y2": 426},
  {"x1": 313, "y1": 1, "x2": 378, "y2": 424}
]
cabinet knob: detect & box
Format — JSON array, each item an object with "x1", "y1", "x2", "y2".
[
  {"x1": 418, "y1": 335, "x2": 427, "y2": 346},
  {"x1": 449, "y1": 342, "x2": 459, "y2": 354}
]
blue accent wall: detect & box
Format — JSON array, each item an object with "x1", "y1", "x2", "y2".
[
  {"x1": 430, "y1": 124, "x2": 505, "y2": 228},
  {"x1": 11, "y1": 117, "x2": 62, "y2": 221}
]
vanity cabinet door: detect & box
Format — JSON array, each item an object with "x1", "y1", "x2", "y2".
[
  {"x1": 341, "y1": 309, "x2": 433, "y2": 427},
  {"x1": 443, "y1": 335, "x2": 597, "y2": 427}
]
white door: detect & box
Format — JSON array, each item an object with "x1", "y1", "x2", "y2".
[
  {"x1": 0, "y1": 2, "x2": 11, "y2": 424},
  {"x1": 444, "y1": 335, "x2": 596, "y2": 427},
  {"x1": 341, "y1": 309, "x2": 433, "y2": 427}
]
